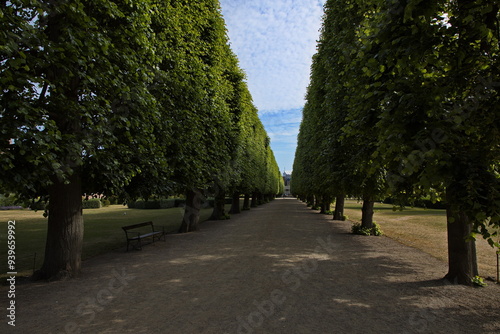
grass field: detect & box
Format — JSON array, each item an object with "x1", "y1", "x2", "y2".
[
  {"x1": 2, "y1": 199, "x2": 498, "y2": 280},
  {"x1": 0, "y1": 204, "x2": 231, "y2": 278},
  {"x1": 342, "y1": 199, "x2": 499, "y2": 279}
]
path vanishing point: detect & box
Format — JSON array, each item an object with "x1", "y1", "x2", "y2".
[{"x1": 3, "y1": 198, "x2": 499, "y2": 333}]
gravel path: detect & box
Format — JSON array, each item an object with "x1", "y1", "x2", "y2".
[{"x1": 2, "y1": 198, "x2": 499, "y2": 333}]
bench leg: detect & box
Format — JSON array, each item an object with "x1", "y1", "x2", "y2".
[
  {"x1": 154, "y1": 232, "x2": 166, "y2": 243},
  {"x1": 126, "y1": 238, "x2": 143, "y2": 251}
]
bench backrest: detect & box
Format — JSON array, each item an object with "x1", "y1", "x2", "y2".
[{"x1": 122, "y1": 221, "x2": 154, "y2": 231}]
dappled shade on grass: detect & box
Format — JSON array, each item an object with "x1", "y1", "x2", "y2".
[{"x1": 0, "y1": 204, "x2": 229, "y2": 277}]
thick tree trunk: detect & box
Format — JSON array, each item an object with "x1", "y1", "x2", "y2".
[
  {"x1": 444, "y1": 188, "x2": 478, "y2": 285},
  {"x1": 36, "y1": 172, "x2": 84, "y2": 280},
  {"x1": 243, "y1": 193, "x2": 251, "y2": 210},
  {"x1": 34, "y1": 9, "x2": 84, "y2": 281},
  {"x1": 229, "y1": 192, "x2": 241, "y2": 214},
  {"x1": 333, "y1": 196, "x2": 345, "y2": 220},
  {"x1": 178, "y1": 189, "x2": 202, "y2": 233},
  {"x1": 209, "y1": 188, "x2": 226, "y2": 220},
  {"x1": 361, "y1": 198, "x2": 374, "y2": 229}
]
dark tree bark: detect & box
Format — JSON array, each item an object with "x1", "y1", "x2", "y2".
[
  {"x1": 209, "y1": 187, "x2": 226, "y2": 220},
  {"x1": 229, "y1": 192, "x2": 241, "y2": 214},
  {"x1": 263, "y1": 194, "x2": 270, "y2": 203},
  {"x1": 361, "y1": 197, "x2": 374, "y2": 229},
  {"x1": 444, "y1": 187, "x2": 478, "y2": 285},
  {"x1": 243, "y1": 193, "x2": 251, "y2": 210},
  {"x1": 36, "y1": 172, "x2": 84, "y2": 280},
  {"x1": 313, "y1": 195, "x2": 321, "y2": 210},
  {"x1": 306, "y1": 194, "x2": 314, "y2": 207},
  {"x1": 320, "y1": 195, "x2": 331, "y2": 214},
  {"x1": 33, "y1": 9, "x2": 85, "y2": 281},
  {"x1": 251, "y1": 192, "x2": 258, "y2": 207},
  {"x1": 258, "y1": 193, "x2": 264, "y2": 205},
  {"x1": 178, "y1": 189, "x2": 202, "y2": 233},
  {"x1": 333, "y1": 196, "x2": 345, "y2": 220}
]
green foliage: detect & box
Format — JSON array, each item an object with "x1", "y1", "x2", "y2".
[
  {"x1": 0, "y1": 0, "x2": 278, "y2": 200},
  {"x1": 0, "y1": 194, "x2": 20, "y2": 208},
  {"x1": 127, "y1": 198, "x2": 181, "y2": 209},
  {"x1": 351, "y1": 222, "x2": 383, "y2": 236},
  {"x1": 0, "y1": 0, "x2": 282, "y2": 276},
  {"x1": 0, "y1": 0, "x2": 166, "y2": 200},
  {"x1": 29, "y1": 199, "x2": 48, "y2": 211},
  {"x1": 292, "y1": 0, "x2": 385, "y2": 208},
  {"x1": 294, "y1": 0, "x2": 500, "y2": 251},
  {"x1": 82, "y1": 199, "x2": 101, "y2": 209},
  {"x1": 471, "y1": 276, "x2": 487, "y2": 287}
]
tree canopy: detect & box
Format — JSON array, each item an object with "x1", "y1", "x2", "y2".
[
  {"x1": 293, "y1": 0, "x2": 499, "y2": 285},
  {"x1": 0, "y1": 0, "x2": 281, "y2": 279}
]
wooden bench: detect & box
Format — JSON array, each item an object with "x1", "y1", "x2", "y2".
[{"x1": 122, "y1": 221, "x2": 166, "y2": 251}]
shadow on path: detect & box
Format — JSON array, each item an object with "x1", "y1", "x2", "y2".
[{"x1": 3, "y1": 198, "x2": 499, "y2": 334}]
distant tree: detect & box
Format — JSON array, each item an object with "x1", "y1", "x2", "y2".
[
  {"x1": 149, "y1": 0, "x2": 279, "y2": 228},
  {"x1": 294, "y1": 0, "x2": 385, "y2": 224},
  {"x1": 148, "y1": 0, "x2": 234, "y2": 232}
]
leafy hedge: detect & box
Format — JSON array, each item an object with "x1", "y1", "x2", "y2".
[
  {"x1": 351, "y1": 222, "x2": 383, "y2": 236},
  {"x1": 127, "y1": 197, "x2": 233, "y2": 209},
  {"x1": 383, "y1": 197, "x2": 446, "y2": 210},
  {"x1": 127, "y1": 198, "x2": 183, "y2": 209},
  {"x1": 82, "y1": 198, "x2": 102, "y2": 209}
]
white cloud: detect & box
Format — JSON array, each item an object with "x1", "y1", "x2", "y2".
[
  {"x1": 220, "y1": 0, "x2": 325, "y2": 112},
  {"x1": 220, "y1": 0, "x2": 325, "y2": 172}
]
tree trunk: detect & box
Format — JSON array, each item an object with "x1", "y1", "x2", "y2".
[
  {"x1": 361, "y1": 197, "x2": 374, "y2": 229},
  {"x1": 229, "y1": 192, "x2": 241, "y2": 214},
  {"x1": 209, "y1": 187, "x2": 226, "y2": 220},
  {"x1": 264, "y1": 194, "x2": 270, "y2": 203},
  {"x1": 306, "y1": 194, "x2": 314, "y2": 207},
  {"x1": 36, "y1": 172, "x2": 84, "y2": 280},
  {"x1": 444, "y1": 188, "x2": 478, "y2": 285},
  {"x1": 243, "y1": 193, "x2": 251, "y2": 210},
  {"x1": 320, "y1": 196, "x2": 331, "y2": 214},
  {"x1": 313, "y1": 195, "x2": 321, "y2": 210},
  {"x1": 178, "y1": 189, "x2": 202, "y2": 233},
  {"x1": 258, "y1": 193, "x2": 264, "y2": 205},
  {"x1": 333, "y1": 196, "x2": 345, "y2": 220},
  {"x1": 34, "y1": 9, "x2": 84, "y2": 281},
  {"x1": 251, "y1": 192, "x2": 258, "y2": 207}
]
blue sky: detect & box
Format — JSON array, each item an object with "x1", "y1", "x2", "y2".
[{"x1": 219, "y1": 0, "x2": 326, "y2": 173}]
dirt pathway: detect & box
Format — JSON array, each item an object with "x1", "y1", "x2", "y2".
[{"x1": 2, "y1": 198, "x2": 499, "y2": 333}]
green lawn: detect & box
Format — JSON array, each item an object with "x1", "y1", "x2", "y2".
[
  {"x1": 3, "y1": 200, "x2": 497, "y2": 279},
  {"x1": 341, "y1": 199, "x2": 498, "y2": 279},
  {"x1": 0, "y1": 204, "x2": 230, "y2": 278}
]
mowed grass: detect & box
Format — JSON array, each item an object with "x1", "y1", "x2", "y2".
[
  {"x1": 342, "y1": 199, "x2": 499, "y2": 279},
  {"x1": 2, "y1": 200, "x2": 498, "y2": 280},
  {"x1": 0, "y1": 204, "x2": 230, "y2": 278}
]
